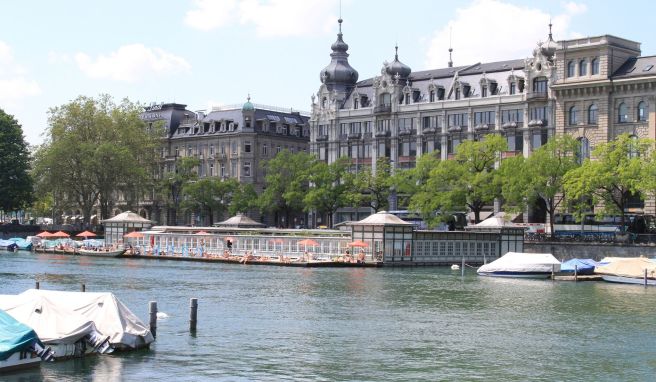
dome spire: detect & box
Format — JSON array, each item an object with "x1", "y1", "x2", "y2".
[
  {"x1": 448, "y1": 27, "x2": 453, "y2": 68},
  {"x1": 386, "y1": 44, "x2": 411, "y2": 78},
  {"x1": 319, "y1": 17, "x2": 359, "y2": 92}
]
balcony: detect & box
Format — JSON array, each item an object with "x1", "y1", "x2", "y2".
[
  {"x1": 447, "y1": 125, "x2": 464, "y2": 133},
  {"x1": 526, "y1": 91, "x2": 548, "y2": 101},
  {"x1": 474, "y1": 124, "x2": 490, "y2": 131},
  {"x1": 347, "y1": 132, "x2": 362, "y2": 140},
  {"x1": 316, "y1": 135, "x2": 329, "y2": 142},
  {"x1": 398, "y1": 129, "x2": 416, "y2": 136},
  {"x1": 422, "y1": 127, "x2": 437, "y2": 134},
  {"x1": 501, "y1": 122, "x2": 518, "y2": 130},
  {"x1": 374, "y1": 104, "x2": 392, "y2": 114},
  {"x1": 363, "y1": 132, "x2": 373, "y2": 139},
  {"x1": 374, "y1": 130, "x2": 390, "y2": 137},
  {"x1": 527, "y1": 119, "x2": 547, "y2": 128}
]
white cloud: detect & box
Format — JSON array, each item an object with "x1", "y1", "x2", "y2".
[
  {"x1": 0, "y1": 41, "x2": 41, "y2": 107},
  {"x1": 74, "y1": 44, "x2": 191, "y2": 82},
  {"x1": 184, "y1": 0, "x2": 238, "y2": 31},
  {"x1": 47, "y1": 51, "x2": 72, "y2": 64},
  {"x1": 185, "y1": 0, "x2": 336, "y2": 37},
  {"x1": 424, "y1": 0, "x2": 588, "y2": 68}
]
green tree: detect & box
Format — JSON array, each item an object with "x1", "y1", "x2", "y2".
[
  {"x1": 304, "y1": 157, "x2": 355, "y2": 227},
  {"x1": 417, "y1": 134, "x2": 506, "y2": 224},
  {"x1": 228, "y1": 182, "x2": 258, "y2": 217},
  {"x1": 500, "y1": 135, "x2": 580, "y2": 237},
  {"x1": 0, "y1": 109, "x2": 33, "y2": 215},
  {"x1": 161, "y1": 157, "x2": 199, "y2": 225},
  {"x1": 259, "y1": 150, "x2": 315, "y2": 227},
  {"x1": 182, "y1": 177, "x2": 229, "y2": 225},
  {"x1": 396, "y1": 151, "x2": 441, "y2": 224},
  {"x1": 564, "y1": 133, "x2": 651, "y2": 232},
  {"x1": 353, "y1": 157, "x2": 393, "y2": 212}
]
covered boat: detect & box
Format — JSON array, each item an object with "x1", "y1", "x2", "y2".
[
  {"x1": 477, "y1": 252, "x2": 561, "y2": 278},
  {"x1": 594, "y1": 257, "x2": 656, "y2": 286},
  {"x1": 20, "y1": 289, "x2": 154, "y2": 350},
  {"x1": 0, "y1": 294, "x2": 113, "y2": 359},
  {"x1": 0, "y1": 309, "x2": 54, "y2": 372},
  {"x1": 560, "y1": 258, "x2": 602, "y2": 275},
  {"x1": 7, "y1": 238, "x2": 33, "y2": 251},
  {"x1": 0, "y1": 239, "x2": 18, "y2": 251}
]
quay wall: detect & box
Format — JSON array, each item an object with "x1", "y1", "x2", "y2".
[
  {"x1": 524, "y1": 242, "x2": 656, "y2": 260},
  {"x1": 0, "y1": 225, "x2": 40, "y2": 240}
]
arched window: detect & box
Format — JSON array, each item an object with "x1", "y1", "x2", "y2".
[
  {"x1": 429, "y1": 90, "x2": 435, "y2": 102},
  {"x1": 533, "y1": 77, "x2": 548, "y2": 93},
  {"x1": 577, "y1": 137, "x2": 590, "y2": 164},
  {"x1": 588, "y1": 104, "x2": 598, "y2": 125},
  {"x1": 591, "y1": 58, "x2": 599, "y2": 75},
  {"x1": 637, "y1": 101, "x2": 647, "y2": 121},
  {"x1": 567, "y1": 61, "x2": 576, "y2": 77},
  {"x1": 380, "y1": 93, "x2": 391, "y2": 106},
  {"x1": 579, "y1": 59, "x2": 587, "y2": 76},
  {"x1": 618, "y1": 102, "x2": 628, "y2": 123},
  {"x1": 321, "y1": 97, "x2": 327, "y2": 109},
  {"x1": 568, "y1": 106, "x2": 578, "y2": 126}
]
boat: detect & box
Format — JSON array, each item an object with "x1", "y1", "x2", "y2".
[
  {"x1": 477, "y1": 252, "x2": 561, "y2": 278},
  {"x1": 451, "y1": 264, "x2": 460, "y2": 270},
  {"x1": 0, "y1": 239, "x2": 18, "y2": 252},
  {"x1": 595, "y1": 257, "x2": 656, "y2": 286},
  {"x1": 0, "y1": 309, "x2": 54, "y2": 372},
  {"x1": 77, "y1": 248, "x2": 126, "y2": 258},
  {"x1": 0, "y1": 294, "x2": 113, "y2": 360},
  {"x1": 19, "y1": 289, "x2": 154, "y2": 350},
  {"x1": 560, "y1": 258, "x2": 603, "y2": 275},
  {"x1": 7, "y1": 238, "x2": 33, "y2": 251}
]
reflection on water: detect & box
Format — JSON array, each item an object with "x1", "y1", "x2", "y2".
[{"x1": 1, "y1": 251, "x2": 655, "y2": 381}]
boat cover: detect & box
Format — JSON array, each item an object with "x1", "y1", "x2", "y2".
[
  {"x1": 560, "y1": 258, "x2": 601, "y2": 274},
  {"x1": 20, "y1": 289, "x2": 154, "y2": 349},
  {"x1": 477, "y1": 252, "x2": 561, "y2": 274},
  {"x1": 8, "y1": 238, "x2": 33, "y2": 250},
  {"x1": 0, "y1": 239, "x2": 18, "y2": 251},
  {"x1": 0, "y1": 294, "x2": 100, "y2": 345},
  {"x1": 0, "y1": 309, "x2": 41, "y2": 361},
  {"x1": 594, "y1": 257, "x2": 656, "y2": 279}
]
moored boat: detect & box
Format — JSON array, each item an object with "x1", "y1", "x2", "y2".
[
  {"x1": 560, "y1": 258, "x2": 602, "y2": 275},
  {"x1": 77, "y1": 248, "x2": 126, "y2": 258},
  {"x1": 0, "y1": 239, "x2": 18, "y2": 252},
  {"x1": 595, "y1": 257, "x2": 656, "y2": 286},
  {"x1": 0, "y1": 309, "x2": 54, "y2": 372},
  {"x1": 477, "y1": 252, "x2": 561, "y2": 278}
]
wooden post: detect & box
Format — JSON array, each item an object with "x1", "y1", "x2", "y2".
[
  {"x1": 81, "y1": 283, "x2": 86, "y2": 292},
  {"x1": 35, "y1": 281, "x2": 40, "y2": 289},
  {"x1": 574, "y1": 264, "x2": 578, "y2": 282},
  {"x1": 645, "y1": 269, "x2": 648, "y2": 288},
  {"x1": 189, "y1": 298, "x2": 198, "y2": 332},
  {"x1": 551, "y1": 264, "x2": 555, "y2": 281},
  {"x1": 149, "y1": 301, "x2": 158, "y2": 338},
  {"x1": 461, "y1": 257, "x2": 465, "y2": 278}
]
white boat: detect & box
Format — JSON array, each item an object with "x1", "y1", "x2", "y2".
[
  {"x1": 0, "y1": 309, "x2": 54, "y2": 372},
  {"x1": 19, "y1": 289, "x2": 154, "y2": 350},
  {"x1": 77, "y1": 248, "x2": 126, "y2": 258},
  {"x1": 477, "y1": 252, "x2": 561, "y2": 278},
  {"x1": 0, "y1": 294, "x2": 112, "y2": 360},
  {"x1": 595, "y1": 257, "x2": 656, "y2": 286}
]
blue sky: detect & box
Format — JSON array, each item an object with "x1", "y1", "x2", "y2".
[{"x1": 2, "y1": 0, "x2": 655, "y2": 145}]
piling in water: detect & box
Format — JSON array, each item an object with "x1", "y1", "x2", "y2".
[
  {"x1": 35, "y1": 281, "x2": 40, "y2": 289},
  {"x1": 81, "y1": 283, "x2": 86, "y2": 292},
  {"x1": 574, "y1": 264, "x2": 578, "y2": 282},
  {"x1": 190, "y1": 298, "x2": 198, "y2": 332},
  {"x1": 645, "y1": 269, "x2": 648, "y2": 288},
  {"x1": 149, "y1": 301, "x2": 158, "y2": 338}
]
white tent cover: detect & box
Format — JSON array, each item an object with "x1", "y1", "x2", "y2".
[
  {"x1": 477, "y1": 252, "x2": 561, "y2": 274},
  {"x1": 595, "y1": 257, "x2": 656, "y2": 279},
  {"x1": 20, "y1": 289, "x2": 154, "y2": 349}
]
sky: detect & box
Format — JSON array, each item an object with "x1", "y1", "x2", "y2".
[{"x1": 2, "y1": 0, "x2": 656, "y2": 146}]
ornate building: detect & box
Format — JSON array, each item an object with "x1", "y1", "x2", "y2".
[{"x1": 310, "y1": 20, "x2": 656, "y2": 224}]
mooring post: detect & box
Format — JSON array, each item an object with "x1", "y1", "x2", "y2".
[
  {"x1": 190, "y1": 298, "x2": 198, "y2": 332},
  {"x1": 81, "y1": 283, "x2": 86, "y2": 292},
  {"x1": 645, "y1": 268, "x2": 648, "y2": 288},
  {"x1": 551, "y1": 264, "x2": 555, "y2": 281},
  {"x1": 461, "y1": 257, "x2": 465, "y2": 278},
  {"x1": 574, "y1": 264, "x2": 578, "y2": 282},
  {"x1": 149, "y1": 301, "x2": 158, "y2": 338},
  {"x1": 35, "y1": 281, "x2": 40, "y2": 289}
]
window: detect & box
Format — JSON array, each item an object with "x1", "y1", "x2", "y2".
[
  {"x1": 481, "y1": 86, "x2": 487, "y2": 98},
  {"x1": 244, "y1": 141, "x2": 251, "y2": 153},
  {"x1": 579, "y1": 59, "x2": 587, "y2": 76},
  {"x1": 506, "y1": 132, "x2": 523, "y2": 152},
  {"x1": 404, "y1": 93, "x2": 410, "y2": 105},
  {"x1": 618, "y1": 102, "x2": 628, "y2": 123},
  {"x1": 588, "y1": 104, "x2": 598, "y2": 125},
  {"x1": 209, "y1": 144, "x2": 215, "y2": 156},
  {"x1": 276, "y1": 145, "x2": 281, "y2": 154},
  {"x1": 231, "y1": 161, "x2": 237, "y2": 177},
  {"x1": 591, "y1": 58, "x2": 599, "y2": 75},
  {"x1": 220, "y1": 163, "x2": 225, "y2": 178},
  {"x1": 533, "y1": 77, "x2": 548, "y2": 93},
  {"x1": 282, "y1": 125, "x2": 288, "y2": 135},
  {"x1": 532, "y1": 130, "x2": 548, "y2": 149},
  {"x1": 209, "y1": 162, "x2": 215, "y2": 177},
  {"x1": 448, "y1": 136, "x2": 461, "y2": 154},
  {"x1": 577, "y1": 137, "x2": 590, "y2": 164},
  {"x1": 380, "y1": 93, "x2": 391, "y2": 106},
  {"x1": 429, "y1": 90, "x2": 435, "y2": 102},
  {"x1": 243, "y1": 162, "x2": 251, "y2": 177},
  {"x1": 501, "y1": 109, "x2": 523, "y2": 124},
  {"x1": 422, "y1": 116, "x2": 438, "y2": 130},
  {"x1": 568, "y1": 106, "x2": 578, "y2": 126},
  {"x1": 529, "y1": 106, "x2": 548, "y2": 123},
  {"x1": 509, "y1": 82, "x2": 516, "y2": 95},
  {"x1": 175, "y1": 146, "x2": 179, "y2": 157},
  {"x1": 455, "y1": 88, "x2": 460, "y2": 100},
  {"x1": 474, "y1": 111, "x2": 495, "y2": 126},
  {"x1": 448, "y1": 113, "x2": 467, "y2": 128},
  {"x1": 231, "y1": 141, "x2": 237, "y2": 154},
  {"x1": 567, "y1": 61, "x2": 576, "y2": 77},
  {"x1": 437, "y1": 88, "x2": 445, "y2": 100},
  {"x1": 321, "y1": 97, "x2": 327, "y2": 108},
  {"x1": 637, "y1": 101, "x2": 647, "y2": 122},
  {"x1": 628, "y1": 135, "x2": 640, "y2": 158}
]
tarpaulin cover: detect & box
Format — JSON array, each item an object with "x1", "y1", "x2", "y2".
[
  {"x1": 0, "y1": 308, "x2": 39, "y2": 361},
  {"x1": 560, "y1": 258, "x2": 601, "y2": 275},
  {"x1": 595, "y1": 257, "x2": 656, "y2": 279},
  {"x1": 478, "y1": 252, "x2": 561, "y2": 274}
]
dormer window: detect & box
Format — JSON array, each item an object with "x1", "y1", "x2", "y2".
[
  {"x1": 438, "y1": 88, "x2": 445, "y2": 100},
  {"x1": 429, "y1": 90, "x2": 435, "y2": 102},
  {"x1": 354, "y1": 97, "x2": 359, "y2": 109},
  {"x1": 510, "y1": 82, "x2": 516, "y2": 95},
  {"x1": 481, "y1": 86, "x2": 487, "y2": 98},
  {"x1": 455, "y1": 88, "x2": 460, "y2": 100}
]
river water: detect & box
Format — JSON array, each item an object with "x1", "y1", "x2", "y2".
[{"x1": 1, "y1": 250, "x2": 655, "y2": 381}]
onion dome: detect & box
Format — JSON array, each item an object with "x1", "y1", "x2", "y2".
[
  {"x1": 319, "y1": 19, "x2": 359, "y2": 92},
  {"x1": 540, "y1": 22, "x2": 559, "y2": 58},
  {"x1": 242, "y1": 95, "x2": 254, "y2": 111},
  {"x1": 386, "y1": 45, "x2": 412, "y2": 78}
]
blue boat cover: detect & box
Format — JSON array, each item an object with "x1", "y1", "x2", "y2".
[
  {"x1": 8, "y1": 238, "x2": 33, "y2": 250},
  {"x1": 0, "y1": 239, "x2": 18, "y2": 251},
  {"x1": 0, "y1": 309, "x2": 39, "y2": 361},
  {"x1": 560, "y1": 258, "x2": 600, "y2": 274}
]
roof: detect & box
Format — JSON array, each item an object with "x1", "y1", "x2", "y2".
[
  {"x1": 214, "y1": 214, "x2": 266, "y2": 228},
  {"x1": 612, "y1": 56, "x2": 656, "y2": 79},
  {"x1": 354, "y1": 211, "x2": 413, "y2": 226},
  {"x1": 102, "y1": 211, "x2": 154, "y2": 224}
]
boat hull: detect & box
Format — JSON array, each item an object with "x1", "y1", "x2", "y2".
[
  {"x1": 477, "y1": 271, "x2": 552, "y2": 279},
  {"x1": 77, "y1": 249, "x2": 126, "y2": 258},
  {"x1": 0, "y1": 351, "x2": 41, "y2": 372},
  {"x1": 600, "y1": 275, "x2": 656, "y2": 286}
]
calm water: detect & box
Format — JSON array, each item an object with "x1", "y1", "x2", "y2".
[{"x1": 1, "y1": 251, "x2": 655, "y2": 382}]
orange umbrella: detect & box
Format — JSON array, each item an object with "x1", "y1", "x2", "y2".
[
  {"x1": 124, "y1": 231, "x2": 145, "y2": 238},
  {"x1": 51, "y1": 231, "x2": 70, "y2": 238},
  {"x1": 347, "y1": 240, "x2": 369, "y2": 248},
  {"x1": 36, "y1": 231, "x2": 54, "y2": 238},
  {"x1": 298, "y1": 239, "x2": 319, "y2": 246},
  {"x1": 76, "y1": 230, "x2": 97, "y2": 238}
]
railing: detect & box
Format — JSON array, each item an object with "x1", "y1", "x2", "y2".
[
  {"x1": 374, "y1": 104, "x2": 392, "y2": 114},
  {"x1": 316, "y1": 135, "x2": 329, "y2": 141},
  {"x1": 347, "y1": 132, "x2": 362, "y2": 140}
]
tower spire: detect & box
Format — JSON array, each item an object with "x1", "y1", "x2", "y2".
[
  {"x1": 548, "y1": 19, "x2": 553, "y2": 40},
  {"x1": 448, "y1": 27, "x2": 453, "y2": 68}
]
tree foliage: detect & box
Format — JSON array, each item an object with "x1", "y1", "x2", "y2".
[
  {"x1": 0, "y1": 109, "x2": 33, "y2": 213},
  {"x1": 161, "y1": 157, "x2": 199, "y2": 225},
  {"x1": 353, "y1": 157, "x2": 393, "y2": 212},
  {"x1": 303, "y1": 157, "x2": 355, "y2": 227},
  {"x1": 563, "y1": 133, "x2": 652, "y2": 232}
]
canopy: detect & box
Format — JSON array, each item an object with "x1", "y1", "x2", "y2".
[
  {"x1": 76, "y1": 231, "x2": 97, "y2": 238},
  {"x1": 214, "y1": 213, "x2": 265, "y2": 228},
  {"x1": 124, "y1": 231, "x2": 144, "y2": 238},
  {"x1": 478, "y1": 252, "x2": 561, "y2": 274},
  {"x1": 0, "y1": 308, "x2": 40, "y2": 361},
  {"x1": 19, "y1": 289, "x2": 154, "y2": 349},
  {"x1": 298, "y1": 239, "x2": 319, "y2": 246},
  {"x1": 595, "y1": 257, "x2": 656, "y2": 279},
  {"x1": 560, "y1": 258, "x2": 601, "y2": 274},
  {"x1": 36, "y1": 231, "x2": 54, "y2": 238},
  {"x1": 347, "y1": 240, "x2": 369, "y2": 248},
  {"x1": 51, "y1": 231, "x2": 70, "y2": 238}
]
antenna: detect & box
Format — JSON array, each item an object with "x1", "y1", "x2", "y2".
[{"x1": 448, "y1": 27, "x2": 453, "y2": 68}]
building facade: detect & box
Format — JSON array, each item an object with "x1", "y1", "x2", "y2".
[{"x1": 310, "y1": 20, "x2": 656, "y2": 224}]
